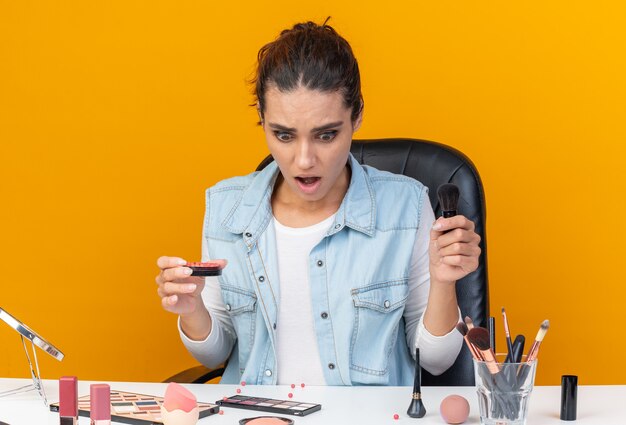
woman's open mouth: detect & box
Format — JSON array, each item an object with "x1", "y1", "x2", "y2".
[{"x1": 295, "y1": 176, "x2": 322, "y2": 194}]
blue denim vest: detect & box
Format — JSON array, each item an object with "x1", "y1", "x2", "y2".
[{"x1": 203, "y1": 154, "x2": 429, "y2": 385}]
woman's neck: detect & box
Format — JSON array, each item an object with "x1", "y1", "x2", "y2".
[{"x1": 271, "y1": 167, "x2": 350, "y2": 228}]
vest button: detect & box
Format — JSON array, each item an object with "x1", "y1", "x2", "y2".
[
  {"x1": 321, "y1": 312, "x2": 328, "y2": 319},
  {"x1": 317, "y1": 260, "x2": 324, "y2": 267},
  {"x1": 265, "y1": 369, "x2": 272, "y2": 377},
  {"x1": 328, "y1": 363, "x2": 335, "y2": 370},
  {"x1": 334, "y1": 224, "x2": 341, "y2": 229},
  {"x1": 225, "y1": 304, "x2": 231, "y2": 311},
  {"x1": 245, "y1": 232, "x2": 252, "y2": 237},
  {"x1": 384, "y1": 300, "x2": 391, "y2": 309},
  {"x1": 258, "y1": 276, "x2": 265, "y2": 282}
]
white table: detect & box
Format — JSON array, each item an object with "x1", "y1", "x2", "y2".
[{"x1": 0, "y1": 378, "x2": 624, "y2": 424}]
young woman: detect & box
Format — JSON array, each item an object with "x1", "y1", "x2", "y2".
[{"x1": 155, "y1": 21, "x2": 481, "y2": 385}]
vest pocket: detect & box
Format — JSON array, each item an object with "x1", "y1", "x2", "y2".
[
  {"x1": 220, "y1": 284, "x2": 257, "y2": 365},
  {"x1": 349, "y1": 279, "x2": 408, "y2": 379}
]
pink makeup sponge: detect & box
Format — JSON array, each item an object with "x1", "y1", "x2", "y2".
[
  {"x1": 440, "y1": 394, "x2": 470, "y2": 424},
  {"x1": 163, "y1": 382, "x2": 197, "y2": 413}
]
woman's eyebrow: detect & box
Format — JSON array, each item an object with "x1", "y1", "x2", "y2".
[
  {"x1": 268, "y1": 123, "x2": 296, "y2": 132},
  {"x1": 311, "y1": 122, "x2": 343, "y2": 132}
]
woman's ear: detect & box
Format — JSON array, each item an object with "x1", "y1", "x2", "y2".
[
  {"x1": 352, "y1": 106, "x2": 363, "y2": 132},
  {"x1": 256, "y1": 105, "x2": 264, "y2": 126}
]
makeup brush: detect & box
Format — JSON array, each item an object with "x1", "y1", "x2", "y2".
[
  {"x1": 502, "y1": 308, "x2": 514, "y2": 362},
  {"x1": 526, "y1": 320, "x2": 550, "y2": 363},
  {"x1": 464, "y1": 316, "x2": 475, "y2": 330},
  {"x1": 456, "y1": 322, "x2": 483, "y2": 361},
  {"x1": 407, "y1": 348, "x2": 427, "y2": 418},
  {"x1": 437, "y1": 184, "x2": 460, "y2": 218},
  {"x1": 467, "y1": 327, "x2": 500, "y2": 374},
  {"x1": 510, "y1": 335, "x2": 525, "y2": 363},
  {"x1": 487, "y1": 317, "x2": 496, "y2": 352}
]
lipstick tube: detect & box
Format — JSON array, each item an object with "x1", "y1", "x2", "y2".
[
  {"x1": 59, "y1": 376, "x2": 78, "y2": 425},
  {"x1": 90, "y1": 384, "x2": 111, "y2": 425}
]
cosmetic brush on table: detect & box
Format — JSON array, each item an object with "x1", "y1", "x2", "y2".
[{"x1": 407, "y1": 348, "x2": 427, "y2": 418}]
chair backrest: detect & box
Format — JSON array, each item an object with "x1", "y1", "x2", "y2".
[{"x1": 257, "y1": 138, "x2": 489, "y2": 386}]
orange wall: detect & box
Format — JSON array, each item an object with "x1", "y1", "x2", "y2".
[{"x1": 1, "y1": 2, "x2": 625, "y2": 386}]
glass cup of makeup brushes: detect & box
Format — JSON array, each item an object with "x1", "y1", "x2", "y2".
[{"x1": 473, "y1": 354, "x2": 538, "y2": 425}]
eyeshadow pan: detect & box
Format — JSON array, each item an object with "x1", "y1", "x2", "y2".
[
  {"x1": 273, "y1": 404, "x2": 291, "y2": 409},
  {"x1": 136, "y1": 401, "x2": 158, "y2": 406},
  {"x1": 113, "y1": 403, "x2": 136, "y2": 414},
  {"x1": 241, "y1": 400, "x2": 258, "y2": 405}
]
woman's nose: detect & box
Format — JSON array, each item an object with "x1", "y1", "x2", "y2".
[{"x1": 295, "y1": 140, "x2": 316, "y2": 169}]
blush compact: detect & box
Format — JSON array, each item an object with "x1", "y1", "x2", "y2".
[
  {"x1": 186, "y1": 261, "x2": 223, "y2": 276},
  {"x1": 239, "y1": 417, "x2": 294, "y2": 425}
]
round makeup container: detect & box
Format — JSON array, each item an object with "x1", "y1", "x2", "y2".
[{"x1": 239, "y1": 416, "x2": 294, "y2": 425}]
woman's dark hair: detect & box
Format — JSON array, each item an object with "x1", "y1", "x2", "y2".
[{"x1": 253, "y1": 19, "x2": 363, "y2": 123}]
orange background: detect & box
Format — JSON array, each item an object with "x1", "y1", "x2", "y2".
[{"x1": 1, "y1": 1, "x2": 625, "y2": 386}]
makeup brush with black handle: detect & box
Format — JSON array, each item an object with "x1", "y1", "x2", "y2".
[
  {"x1": 437, "y1": 183, "x2": 460, "y2": 218},
  {"x1": 407, "y1": 348, "x2": 427, "y2": 418}
]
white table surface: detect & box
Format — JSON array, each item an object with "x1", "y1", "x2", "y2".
[{"x1": 0, "y1": 378, "x2": 624, "y2": 424}]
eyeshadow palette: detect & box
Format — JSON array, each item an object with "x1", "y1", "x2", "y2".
[
  {"x1": 217, "y1": 395, "x2": 321, "y2": 416},
  {"x1": 49, "y1": 389, "x2": 220, "y2": 424}
]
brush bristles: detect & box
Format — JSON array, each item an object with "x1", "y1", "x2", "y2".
[
  {"x1": 535, "y1": 320, "x2": 550, "y2": 341},
  {"x1": 456, "y1": 322, "x2": 469, "y2": 336},
  {"x1": 467, "y1": 327, "x2": 491, "y2": 350},
  {"x1": 437, "y1": 183, "x2": 460, "y2": 214}
]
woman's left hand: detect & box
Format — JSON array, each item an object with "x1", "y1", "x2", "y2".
[{"x1": 429, "y1": 215, "x2": 481, "y2": 284}]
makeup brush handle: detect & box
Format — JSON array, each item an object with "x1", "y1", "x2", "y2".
[
  {"x1": 488, "y1": 317, "x2": 496, "y2": 352},
  {"x1": 512, "y1": 335, "x2": 525, "y2": 363},
  {"x1": 526, "y1": 340, "x2": 541, "y2": 363},
  {"x1": 413, "y1": 348, "x2": 422, "y2": 393}
]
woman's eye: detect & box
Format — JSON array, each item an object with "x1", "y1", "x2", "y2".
[
  {"x1": 274, "y1": 131, "x2": 293, "y2": 142},
  {"x1": 319, "y1": 131, "x2": 338, "y2": 142}
]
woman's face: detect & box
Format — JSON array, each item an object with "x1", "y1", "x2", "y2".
[{"x1": 262, "y1": 85, "x2": 361, "y2": 206}]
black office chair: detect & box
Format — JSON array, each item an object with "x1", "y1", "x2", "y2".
[{"x1": 165, "y1": 138, "x2": 489, "y2": 386}]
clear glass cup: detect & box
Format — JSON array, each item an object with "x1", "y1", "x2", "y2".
[{"x1": 473, "y1": 354, "x2": 538, "y2": 425}]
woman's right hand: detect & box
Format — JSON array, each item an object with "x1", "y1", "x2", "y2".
[{"x1": 155, "y1": 256, "x2": 226, "y2": 316}]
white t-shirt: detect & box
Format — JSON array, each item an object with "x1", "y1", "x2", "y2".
[
  {"x1": 272, "y1": 214, "x2": 335, "y2": 384},
  {"x1": 180, "y1": 197, "x2": 463, "y2": 379}
]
